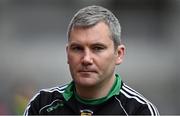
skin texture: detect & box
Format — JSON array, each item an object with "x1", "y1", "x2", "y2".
[{"x1": 66, "y1": 22, "x2": 125, "y2": 99}]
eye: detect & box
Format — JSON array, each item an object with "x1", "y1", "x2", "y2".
[
  {"x1": 70, "y1": 45, "x2": 84, "y2": 52},
  {"x1": 93, "y1": 46, "x2": 103, "y2": 51},
  {"x1": 92, "y1": 45, "x2": 106, "y2": 52}
]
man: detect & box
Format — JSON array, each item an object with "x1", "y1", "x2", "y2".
[{"x1": 24, "y1": 5, "x2": 159, "y2": 115}]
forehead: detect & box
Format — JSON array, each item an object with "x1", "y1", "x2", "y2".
[{"x1": 68, "y1": 22, "x2": 113, "y2": 45}]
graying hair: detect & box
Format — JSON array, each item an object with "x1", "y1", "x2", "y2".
[{"x1": 67, "y1": 5, "x2": 121, "y2": 48}]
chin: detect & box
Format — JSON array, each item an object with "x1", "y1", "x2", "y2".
[
  {"x1": 73, "y1": 73, "x2": 99, "y2": 86},
  {"x1": 75, "y1": 78, "x2": 98, "y2": 87}
]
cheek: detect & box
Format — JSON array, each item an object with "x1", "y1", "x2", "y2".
[
  {"x1": 96, "y1": 54, "x2": 116, "y2": 70},
  {"x1": 67, "y1": 54, "x2": 79, "y2": 66},
  {"x1": 68, "y1": 55, "x2": 77, "y2": 75}
]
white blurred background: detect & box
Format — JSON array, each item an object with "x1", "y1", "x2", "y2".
[{"x1": 0, "y1": 0, "x2": 179, "y2": 114}]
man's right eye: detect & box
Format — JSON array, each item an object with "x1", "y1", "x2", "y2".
[{"x1": 70, "y1": 46, "x2": 83, "y2": 52}]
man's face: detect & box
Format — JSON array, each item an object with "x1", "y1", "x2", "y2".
[{"x1": 66, "y1": 22, "x2": 125, "y2": 88}]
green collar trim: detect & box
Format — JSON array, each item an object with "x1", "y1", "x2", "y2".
[
  {"x1": 62, "y1": 81, "x2": 74, "y2": 101},
  {"x1": 62, "y1": 74, "x2": 122, "y2": 105}
]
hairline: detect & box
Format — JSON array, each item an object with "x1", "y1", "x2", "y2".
[
  {"x1": 68, "y1": 21, "x2": 119, "y2": 49},
  {"x1": 67, "y1": 5, "x2": 121, "y2": 49}
]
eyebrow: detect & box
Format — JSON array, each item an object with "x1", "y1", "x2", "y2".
[
  {"x1": 69, "y1": 41, "x2": 108, "y2": 46},
  {"x1": 91, "y1": 43, "x2": 108, "y2": 48},
  {"x1": 68, "y1": 42, "x2": 82, "y2": 47}
]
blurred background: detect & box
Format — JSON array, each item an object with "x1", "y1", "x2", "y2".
[{"x1": 0, "y1": 0, "x2": 179, "y2": 114}]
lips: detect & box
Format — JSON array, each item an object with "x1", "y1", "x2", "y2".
[
  {"x1": 78, "y1": 70, "x2": 97, "y2": 73},
  {"x1": 78, "y1": 69, "x2": 97, "y2": 73}
]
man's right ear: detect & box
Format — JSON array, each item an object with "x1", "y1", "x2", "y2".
[{"x1": 66, "y1": 44, "x2": 69, "y2": 64}]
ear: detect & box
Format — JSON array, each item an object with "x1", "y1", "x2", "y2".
[
  {"x1": 115, "y1": 44, "x2": 125, "y2": 65},
  {"x1": 66, "y1": 44, "x2": 69, "y2": 64}
]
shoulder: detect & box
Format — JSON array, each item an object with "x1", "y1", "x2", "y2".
[
  {"x1": 36, "y1": 84, "x2": 68, "y2": 101},
  {"x1": 116, "y1": 82, "x2": 159, "y2": 115},
  {"x1": 40, "y1": 84, "x2": 68, "y2": 96},
  {"x1": 24, "y1": 84, "x2": 68, "y2": 115}
]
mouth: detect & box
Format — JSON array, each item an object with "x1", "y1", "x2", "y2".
[
  {"x1": 78, "y1": 70, "x2": 96, "y2": 73},
  {"x1": 78, "y1": 69, "x2": 97, "y2": 74}
]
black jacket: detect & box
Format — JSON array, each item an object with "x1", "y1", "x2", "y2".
[{"x1": 24, "y1": 74, "x2": 159, "y2": 115}]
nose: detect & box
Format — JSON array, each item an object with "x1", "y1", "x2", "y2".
[{"x1": 81, "y1": 49, "x2": 93, "y2": 66}]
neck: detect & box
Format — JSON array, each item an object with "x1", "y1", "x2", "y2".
[{"x1": 75, "y1": 74, "x2": 115, "y2": 99}]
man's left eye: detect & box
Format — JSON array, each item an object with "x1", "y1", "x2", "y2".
[{"x1": 92, "y1": 47, "x2": 104, "y2": 51}]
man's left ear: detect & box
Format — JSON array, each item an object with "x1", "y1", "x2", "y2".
[{"x1": 115, "y1": 44, "x2": 125, "y2": 65}]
